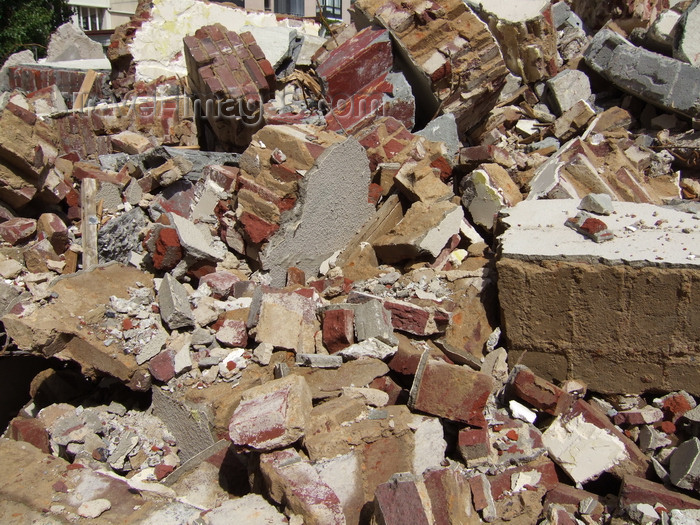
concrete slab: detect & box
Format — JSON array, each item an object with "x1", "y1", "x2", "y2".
[{"x1": 499, "y1": 199, "x2": 700, "y2": 268}]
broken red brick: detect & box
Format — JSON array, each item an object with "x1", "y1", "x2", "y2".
[
  {"x1": 620, "y1": 475, "x2": 700, "y2": 511},
  {"x1": 148, "y1": 349, "x2": 176, "y2": 383},
  {"x1": 36, "y1": 213, "x2": 69, "y2": 254},
  {"x1": 0, "y1": 218, "x2": 37, "y2": 245},
  {"x1": 488, "y1": 456, "x2": 559, "y2": 501},
  {"x1": 373, "y1": 474, "x2": 433, "y2": 525},
  {"x1": 316, "y1": 26, "x2": 393, "y2": 102},
  {"x1": 144, "y1": 225, "x2": 183, "y2": 271},
  {"x1": 322, "y1": 308, "x2": 355, "y2": 353},
  {"x1": 8, "y1": 417, "x2": 50, "y2": 454},
  {"x1": 229, "y1": 375, "x2": 312, "y2": 451},
  {"x1": 286, "y1": 267, "x2": 306, "y2": 287},
  {"x1": 200, "y1": 271, "x2": 240, "y2": 299},
  {"x1": 409, "y1": 353, "x2": 492, "y2": 427},
  {"x1": 458, "y1": 426, "x2": 492, "y2": 465},
  {"x1": 369, "y1": 376, "x2": 404, "y2": 405},
  {"x1": 215, "y1": 319, "x2": 248, "y2": 347},
  {"x1": 508, "y1": 365, "x2": 576, "y2": 416}
]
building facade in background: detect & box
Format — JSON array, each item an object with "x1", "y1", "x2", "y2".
[
  {"x1": 244, "y1": 0, "x2": 350, "y2": 23},
  {"x1": 69, "y1": 0, "x2": 139, "y2": 30}
]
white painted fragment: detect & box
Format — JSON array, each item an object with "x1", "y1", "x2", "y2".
[
  {"x1": 509, "y1": 400, "x2": 537, "y2": 424},
  {"x1": 542, "y1": 414, "x2": 628, "y2": 484},
  {"x1": 78, "y1": 499, "x2": 111, "y2": 519},
  {"x1": 337, "y1": 338, "x2": 397, "y2": 361},
  {"x1": 409, "y1": 415, "x2": 446, "y2": 475},
  {"x1": 511, "y1": 470, "x2": 541, "y2": 493}
]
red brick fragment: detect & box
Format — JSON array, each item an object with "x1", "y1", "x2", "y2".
[
  {"x1": 8, "y1": 417, "x2": 50, "y2": 454},
  {"x1": 0, "y1": 218, "x2": 36, "y2": 245},
  {"x1": 508, "y1": 365, "x2": 575, "y2": 416},
  {"x1": 148, "y1": 349, "x2": 176, "y2": 383},
  {"x1": 322, "y1": 308, "x2": 355, "y2": 353},
  {"x1": 200, "y1": 271, "x2": 240, "y2": 299},
  {"x1": 409, "y1": 354, "x2": 492, "y2": 427},
  {"x1": 620, "y1": 475, "x2": 700, "y2": 510},
  {"x1": 36, "y1": 213, "x2": 69, "y2": 254}
]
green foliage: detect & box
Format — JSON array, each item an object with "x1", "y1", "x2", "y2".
[{"x1": 0, "y1": 0, "x2": 74, "y2": 62}]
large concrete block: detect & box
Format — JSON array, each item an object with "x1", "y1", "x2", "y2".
[
  {"x1": 497, "y1": 199, "x2": 700, "y2": 395},
  {"x1": 584, "y1": 28, "x2": 700, "y2": 118}
]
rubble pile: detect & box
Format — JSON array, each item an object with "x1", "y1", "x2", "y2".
[{"x1": 0, "y1": 0, "x2": 699, "y2": 523}]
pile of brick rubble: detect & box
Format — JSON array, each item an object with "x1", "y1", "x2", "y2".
[{"x1": 0, "y1": 0, "x2": 699, "y2": 522}]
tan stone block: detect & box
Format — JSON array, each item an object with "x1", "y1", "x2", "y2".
[{"x1": 229, "y1": 374, "x2": 313, "y2": 451}]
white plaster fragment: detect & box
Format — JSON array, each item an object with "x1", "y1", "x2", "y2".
[{"x1": 542, "y1": 414, "x2": 628, "y2": 484}]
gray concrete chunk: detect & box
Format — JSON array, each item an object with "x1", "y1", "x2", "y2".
[
  {"x1": 545, "y1": 69, "x2": 592, "y2": 115},
  {"x1": 169, "y1": 213, "x2": 226, "y2": 262},
  {"x1": 158, "y1": 273, "x2": 195, "y2": 330},
  {"x1": 352, "y1": 299, "x2": 398, "y2": 346},
  {"x1": 46, "y1": 23, "x2": 106, "y2": 62},
  {"x1": 584, "y1": 28, "x2": 700, "y2": 118},
  {"x1": 674, "y1": 0, "x2": 700, "y2": 67},
  {"x1": 669, "y1": 437, "x2": 700, "y2": 491}
]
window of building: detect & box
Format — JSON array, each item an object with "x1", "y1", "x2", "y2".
[
  {"x1": 76, "y1": 6, "x2": 105, "y2": 31},
  {"x1": 274, "y1": 0, "x2": 303, "y2": 16},
  {"x1": 317, "y1": 0, "x2": 342, "y2": 20}
]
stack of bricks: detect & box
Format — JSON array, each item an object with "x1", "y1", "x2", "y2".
[
  {"x1": 50, "y1": 96, "x2": 195, "y2": 159},
  {"x1": 356, "y1": 117, "x2": 453, "y2": 194},
  {"x1": 184, "y1": 24, "x2": 276, "y2": 150},
  {"x1": 234, "y1": 124, "x2": 345, "y2": 249},
  {"x1": 8, "y1": 66, "x2": 109, "y2": 108},
  {"x1": 106, "y1": 0, "x2": 154, "y2": 98},
  {"x1": 353, "y1": 0, "x2": 509, "y2": 135}
]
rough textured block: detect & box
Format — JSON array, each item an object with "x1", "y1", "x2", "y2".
[
  {"x1": 461, "y1": 163, "x2": 522, "y2": 229},
  {"x1": 158, "y1": 273, "x2": 195, "y2": 330},
  {"x1": 584, "y1": 29, "x2": 700, "y2": 118},
  {"x1": 465, "y1": 0, "x2": 557, "y2": 83},
  {"x1": 325, "y1": 71, "x2": 415, "y2": 135},
  {"x1": 215, "y1": 319, "x2": 248, "y2": 348},
  {"x1": 322, "y1": 308, "x2": 355, "y2": 352},
  {"x1": 373, "y1": 200, "x2": 463, "y2": 264},
  {"x1": 259, "y1": 137, "x2": 375, "y2": 286},
  {"x1": 229, "y1": 375, "x2": 312, "y2": 451},
  {"x1": 498, "y1": 199, "x2": 700, "y2": 395},
  {"x1": 619, "y1": 475, "x2": 700, "y2": 511},
  {"x1": 184, "y1": 24, "x2": 275, "y2": 149},
  {"x1": 373, "y1": 474, "x2": 433, "y2": 525},
  {"x1": 674, "y1": 0, "x2": 700, "y2": 67},
  {"x1": 254, "y1": 291, "x2": 320, "y2": 354},
  {"x1": 508, "y1": 365, "x2": 576, "y2": 416},
  {"x1": 199, "y1": 271, "x2": 240, "y2": 299},
  {"x1": 545, "y1": 69, "x2": 592, "y2": 115},
  {"x1": 0, "y1": 217, "x2": 36, "y2": 245}
]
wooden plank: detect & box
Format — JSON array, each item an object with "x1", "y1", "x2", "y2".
[
  {"x1": 73, "y1": 70, "x2": 97, "y2": 111},
  {"x1": 81, "y1": 178, "x2": 98, "y2": 269}
]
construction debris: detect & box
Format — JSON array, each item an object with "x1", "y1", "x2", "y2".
[{"x1": 0, "y1": 0, "x2": 699, "y2": 523}]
